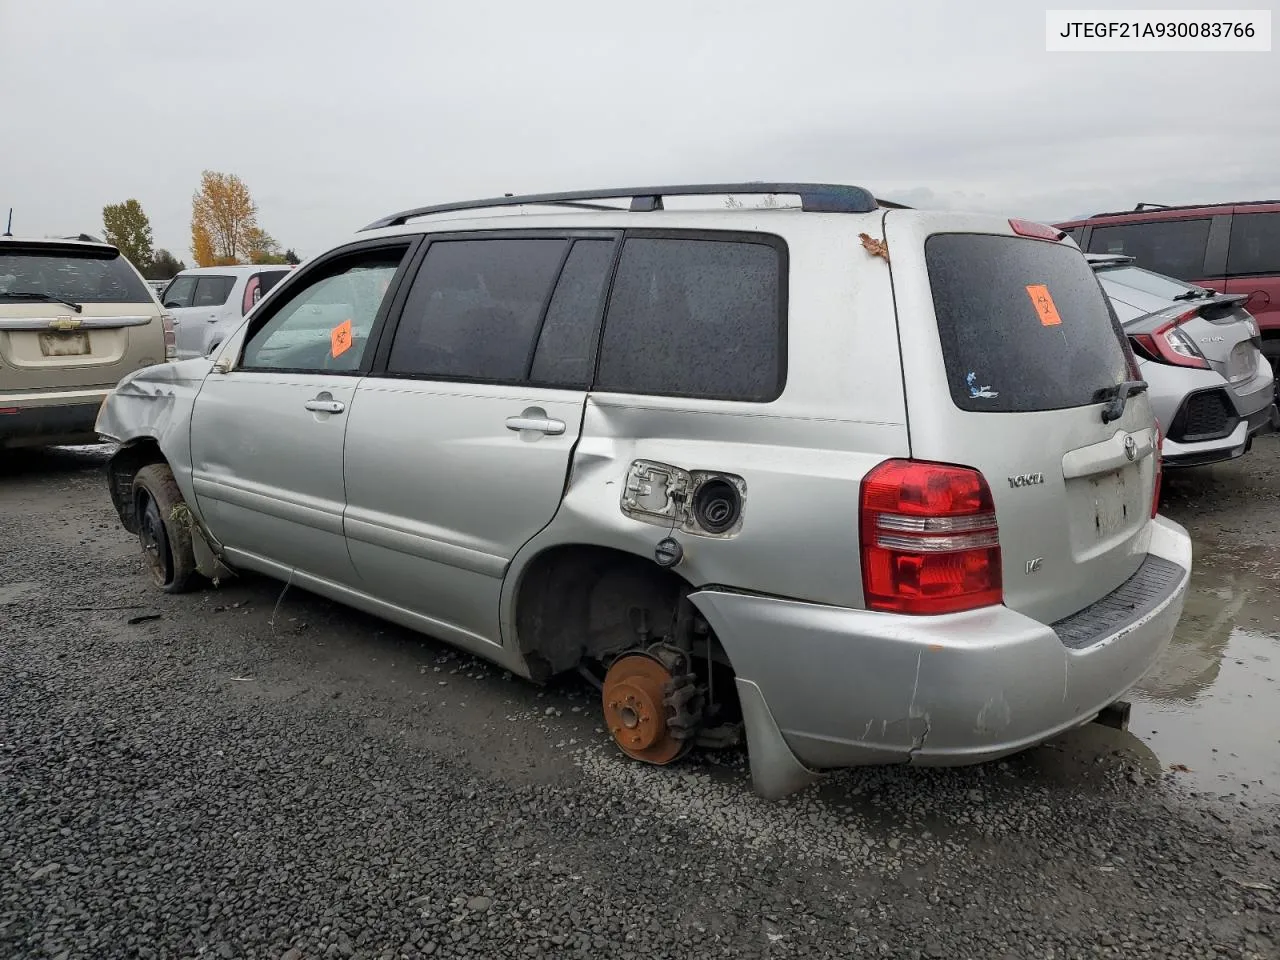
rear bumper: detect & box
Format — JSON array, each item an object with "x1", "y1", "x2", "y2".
[
  {"x1": 0, "y1": 390, "x2": 109, "y2": 448},
  {"x1": 691, "y1": 516, "x2": 1191, "y2": 794}
]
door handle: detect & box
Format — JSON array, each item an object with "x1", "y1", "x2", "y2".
[
  {"x1": 505, "y1": 415, "x2": 565, "y2": 435},
  {"x1": 304, "y1": 399, "x2": 345, "y2": 414}
]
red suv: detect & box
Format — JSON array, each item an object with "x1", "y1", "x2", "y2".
[{"x1": 1055, "y1": 201, "x2": 1280, "y2": 378}]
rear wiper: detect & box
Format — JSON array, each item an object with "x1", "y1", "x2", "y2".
[
  {"x1": 1097, "y1": 379, "x2": 1149, "y2": 424},
  {"x1": 1171, "y1": 287, "x2": 1215, "y2": 301},
  {"x1": 0, "y1": 291, "x2": 83, "y2": 313}
]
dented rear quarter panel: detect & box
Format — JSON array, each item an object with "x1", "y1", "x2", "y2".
[
  {"x1": 501, "y1": 214, "x2": 912, "y2": 639},
  {"x1": 95, "y1": 357, "x2": 213, "y2": 518}
]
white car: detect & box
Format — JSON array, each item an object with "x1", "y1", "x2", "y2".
[{"x1": 160, "y1": 265, "x2": 293, "y2": 359}]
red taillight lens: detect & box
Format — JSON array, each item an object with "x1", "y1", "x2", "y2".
[
  {"x1": 1151, "y1": 424, "x2": 1163, "y2": 518},
  {"x1": 161, "y1": 313, "x2": 177, "y2": 360},
  {"x1": 1131, "y1": 310, "x2": 1209, "y2": 370},
  {"x1": 859, "y1": 459, "x2": 1003, "y2": 615},
  {"x1": 1009, "y1": 218, "x2": 1062, "y2": 242}
]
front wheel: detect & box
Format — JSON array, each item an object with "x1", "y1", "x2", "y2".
[{"x1": 132, "y1": 463, "x2": 198, "y2": 594}]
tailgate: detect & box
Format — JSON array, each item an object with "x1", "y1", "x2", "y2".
[
  {"x1": 0, "y1": 242, "x2": 163, "y2": 392},
  {"x1": 884, "y1": 212, "x2": 1158, "y2": 625},
  {"x1": 0, "y1": 307, "x2": 162, "y2": 391}
]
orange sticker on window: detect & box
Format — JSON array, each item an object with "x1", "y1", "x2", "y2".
[
  {"x1": 330, "y1": 319, "x2": 353, "y2": 357},
  {"x1": 1026, "y1": 284, "x2": 1062, "y2": 326}
]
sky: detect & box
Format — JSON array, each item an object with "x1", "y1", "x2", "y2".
[{"x1": 2, "y1": 0, "x2": 1277, "y2": 261}]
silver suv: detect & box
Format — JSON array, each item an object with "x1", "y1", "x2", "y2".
[{"x1": 95, "y1": 183, "x2": 1193, "y2": 798}]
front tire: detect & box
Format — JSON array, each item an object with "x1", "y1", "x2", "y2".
[{"x1": 132, "y1": 463, "x2": 198, "y2": 594}]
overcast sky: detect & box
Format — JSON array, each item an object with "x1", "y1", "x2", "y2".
[{"x1": 2, "y1": 0, "x2": 1276, "y2": 260}]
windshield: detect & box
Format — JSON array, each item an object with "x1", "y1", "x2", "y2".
[
  {"x1": 927, "y1": 234, "x2": 1131, "y2": 413},
  {"x1": 0, "y1": 247, "x2": 152, "y2": 304},
  {"x1": 1095, "y1": 264, "x2": 1202, "y2": 301}
]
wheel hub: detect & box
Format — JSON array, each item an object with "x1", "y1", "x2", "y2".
[{"x1": 602, "y1": 652, "x2": 688, "y2": 765}]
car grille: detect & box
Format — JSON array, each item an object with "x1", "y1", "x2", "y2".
[
  {"x1": 1226, "y1": 341, "x2": 1260, "y2": 384},
  {"x1": 1168, "y1": 388, "x2": 1237, "y2": 443}
]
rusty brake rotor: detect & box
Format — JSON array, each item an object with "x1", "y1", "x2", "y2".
[{"x1": 601, "y1": 651, "x2": 690, "y2": 765}]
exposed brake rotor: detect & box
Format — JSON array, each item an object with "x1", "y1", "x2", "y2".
[{"x1": 601, "y1": 650, "x2": 701, "y2": 765}]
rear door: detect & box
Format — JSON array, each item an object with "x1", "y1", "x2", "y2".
[
  {"x1": 886, "y1": 213, "x2": 1157, "y2": 625},
  {"x1": 173, "y1": 275, "x2": 235, "y2": 358},
  {"x1": 343, "y1": 233, "x2": 615, "y2": 645},
  {"x1": 0, "y1": 242, "x2": 163, "y2": 392}
]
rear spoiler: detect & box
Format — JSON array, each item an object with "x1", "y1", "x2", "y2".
[{"x1": 1121, "y1": 295, "x2": 1250, "y2": 333}]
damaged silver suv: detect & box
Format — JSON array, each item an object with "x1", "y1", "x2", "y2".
[{"x1": 96, "y1": 183, "x2": 1192, "y2": 798}]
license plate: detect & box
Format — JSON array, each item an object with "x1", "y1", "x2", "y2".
[
  {"x1": 1092, "y1": 469, "x2": 1129, "y2": 538},
  {"x1": 38, "y1": 331, "x2": 91, "y2": 356}
]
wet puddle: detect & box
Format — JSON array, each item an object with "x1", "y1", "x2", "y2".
[{"x1": 1130, "y1": 558, "x2": 1280, "y2": 802}]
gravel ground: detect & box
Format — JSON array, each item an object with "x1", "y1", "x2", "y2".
[{"x1": 2, "y1": 440, "x2": 1278, "y2": 960}]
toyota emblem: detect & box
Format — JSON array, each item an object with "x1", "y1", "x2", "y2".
[{"x1": 1123, "y1": 436, "x2": 1137, "y2": 461}]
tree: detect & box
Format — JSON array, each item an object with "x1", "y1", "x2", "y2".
[
  {"x1": 283, "y1": 248, "x2": 301, "y2": 265},
  {"x1": 145, "y1": 249, "x2": 187, "y2": 280},
  {"x1": 190, "y1": 170, "x2": 261, "y2": 266},
  {"x1": 245, "y1": 227, "x2": 287, "y2": 265},
  {"x1": 102, "y1": 199, "x2": 154, "y2": 271}
]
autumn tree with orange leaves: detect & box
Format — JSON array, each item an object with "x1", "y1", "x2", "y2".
[{"x1": 190, "y1": 171, "x2": 266, "y2": 266}]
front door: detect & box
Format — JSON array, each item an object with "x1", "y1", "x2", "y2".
[
  {"x1": 343, "y1": 234, "x2": 617, "y2": 645},
  {"x1": 189, "y1": 244, "x2": 413, "y2": 586}
]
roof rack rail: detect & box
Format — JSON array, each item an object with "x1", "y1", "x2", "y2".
[
  {"x1": 360, "y1": 182, "x2": 881, "y2": 231},
  {"x1": 1133, "y1": 202, "x2": 1170, "y2": 211}
]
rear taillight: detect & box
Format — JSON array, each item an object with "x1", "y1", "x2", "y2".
[
  {"x1": 243, "y1": 277, "x2": 260, "y2": 315},
  {"x1": 859, "y1": 459, "x2": 1003, "y2": 615},
  {"x1": 1009, "y1": 218, "x2": 1063, "y2": 242},
  {"x1": 1151, "y1": 424, "x2": 1163, "y2": 518},
  {"x1": 1130, "y1": 309, "x2": 1209, "y2": 369},
  {"x1": 161, "y1": 313, "x2": 177, "y2": 360}
]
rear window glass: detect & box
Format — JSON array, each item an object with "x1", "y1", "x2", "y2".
[
  {"x1": 926, "y1": 234, "x2": 1130, "y2": 414},
  {"x1": 1095, "y1": 264, "x2": 1199, "y2": 300},
  {"x1": 1085, "y1": 218, "x2": 1210, "y2": 280},
  {"x1": 0, "y1": 247, "x2": 152, "y2": 304}
]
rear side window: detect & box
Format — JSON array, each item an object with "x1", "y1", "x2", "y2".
[
  {"x1": 1227, "y1": 212, "x2": 1280, "y2": 277},
  {"x1": 242, "y1": 270, "x2": 290, "y2": 315},
  {"x1": 388, "y1": 238, "x2": 569, "y2": 382},
  {"x1": 193, "y1": 276, "x2": 234, "y2": 307},
  {"x1": 927, "y1": 234, "x2": 1129, "y2": 413},
  {"x1": 595, "y1": 236, "x2": 784, "y2": 401},
  {"x1": 0, "y1": 247, "x2": 152, "y2": 304},
  {"x1": 162, "y1": 275, "x2": 196, "y2": 308},
  {"x1": 529, "y1": 239, "x2": 615, "y2": 388},
  {"x1": 1085, "y1": 218, "x2": 1210, "y2": 280}
]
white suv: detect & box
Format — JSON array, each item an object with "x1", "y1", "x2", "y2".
[
  {"x1": 161, "y1": 265, "x2": 292, "y2": 359},
  {"x1": 96, "y1": 183, "x2": 1192, "y2": 798}
]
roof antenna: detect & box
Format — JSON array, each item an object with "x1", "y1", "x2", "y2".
[{"x1": 3, "y1": 208, "x2": 11, "y2": 237}]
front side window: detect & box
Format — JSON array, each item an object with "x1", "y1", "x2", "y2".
[
  {"x1": 1086, "y1": 218, "x2": 1211, "y2": 280},
  {"x1": 162, "y1": 275, "x2": 197, "y2": 309},
  {"x1": 241, "y1": 248, "x2": 406, "y2": 373},
  {"x1": 388, "y1": 238, "x2": 569, "y2": 382},
  {"x1": 1227, "y1": 212, "x2": 1280, "y2": 277},
  {"x1": 595, "y1": 236, "x2": 784, "y2": 401}
]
